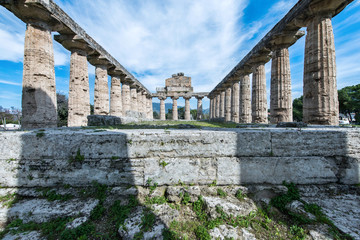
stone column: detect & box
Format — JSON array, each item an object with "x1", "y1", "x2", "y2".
[
  {"x1": 94, "y1": 65, "x2": 109, "y2": 115},
  {"x1": 196, "y1": 97, "x2": 204, "y2": 120},
  {"x1": 231, "y1": 80, "x2": 240, "y2": 123},
  {"x1": 147, "y1": 96, "x2": 153, "y2": 119},
  {"x1": 209, "y1": 98, "x2": 212, "y2": 119},
  {"x1": 137, "y1": 89, "x2": 143, "y2": 114},
  {"x1": 142, "y1": 91, "x2": 148, "y2": 116},
  {"x1": 121, "y1": 77, "x2": 132, "y2": 116},
  {"x1": 220, "y1": 90, "x2": 225, "y2": 118},
  {"x1": 130, "y1": 86, "x2": 138, "y2": 112},
  {"x1": 216, "y1": 94, "x2": 220, "y2": 118},
  {"x1": 225, "y1": 86, "x2": 232, "y2": 122},
  {"x1": 159, "y1": 97, "x2": 166, "y2": 120},
  {"x1": 68, "y1": 49, "x2": 90, "y2": 127},
  {"x1": 303, "y1": 15, "x2": 338, "y2": 125},
  {"x1": 270, "y1": 47, "x2": 292, "y2": 123},
  {"x1": 252, "y1": 63, "x2": 268, "y2": 123},
  {"x1": 109, "y1": 73, "x2": 123, "y2": 117},
  {"x1": 172, "y1": 97, "x2": 179, "y2": 120},
  {"x1": 184, "y1": 97, "x2": 191, "y2": 120},
  {"x1": 239, "y1": 74, "x2": 252, "y2": 123},
  {"x1": 22, "y1": 22, "x2": 57, "y2": 129}
]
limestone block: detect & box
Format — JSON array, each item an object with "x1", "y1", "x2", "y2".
[{"x1": 217, "y1": 157, "x2": 338, "y2": 185}]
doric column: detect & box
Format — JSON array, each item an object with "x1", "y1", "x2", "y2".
[
  {"x1": 196, "y1": 97, "x2": 204, "y2": 120},
  {"x1": 159, "y1": 97, "x2": 166, "y2": 120},
  {"x1": 269, "y1": 31, "x2": 304, "y2": 123},
  {"x1": 137, "y1": 89, "x2": 143, "y2": 114},
  {"x1": 121, "y1": 77, "x2": 132, "y2": 116},
  {"x1": 303, "y1": 14, "x2": 338, "y2": 125},
  {"x1": 231, "y1": 79, "x2": 240, "y2": 123},
  {"x1": 220, "y1": 90, "x2": 225, "y2": 118},
  {"x1": 270, "y1": 48, "x2": 293, "y2": 123},
  {"x1": 147, "y1": 96, "x2": 153, "y2": 119},
  {"x1": 252, "y1": 62, "x2": 268, "y2": 123},
  {"x1": 239, "y1": 74, "x2": 252, "y2": 123},
  {"x1": 94, "y1": 65, "x2": 109, "y2": 115},
  {"x1": 22, "y1": 22, "x2": 57, "y2": 129},
  {"x1": 142, "y1": 91, "x2": 148, "y2": 116},
  {"x1": 225, "y1": 85, "x2": 232, "y2": 122},
  {"x1": 216, "y1": 94, "x2": 220, "y2": 118},
  {"x1": 130, "y1": 85, "x2": 138, "y2": 112},
  {"x1": 172, "y1": 97, "x2": 179, "y2": 120},
  {"x1": 109, "y1": 71, "x2": 123, "y2": 117},
  {"x1": 184, "y1": 97, "x2": 191, "y2": 120},
  {"x1": 68, "y1": 49, "x2": 90, "y2": 127}
]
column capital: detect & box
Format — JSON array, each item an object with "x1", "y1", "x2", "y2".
[
  {"x1": 87, "y1": 54, "x2": 111, "y2": 67},
  {"x1": 171, "y1": 96, "x2": 179, "y2": 100},
  {"x1": 269, "y1": 30, "x2": 305, "y2": 50},
  {"x1": 108, "y1": 67, "x2": 126, "y2": 78},
  {"x1": 195, "y1": 96, "x2": 204, "y2": 100},
  {"x1": 54, "y1": 34, "x2": 91, "y2": 53},
  {"x1": 183, "y1": 96, "x2": 192, "y2": 100}
]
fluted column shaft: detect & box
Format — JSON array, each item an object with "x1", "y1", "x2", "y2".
[
  {"x1": 270, "y1": 47, "x2": 292, "y2": 123},
  {"x1": 110, "y1": 75, "x2": 122, "y2": 117},
  {"x1": 148, "y1": 97, "x2": 153, "y2": 119},
  {"x1": 209, "y1": 98, "x2": 212, "y2": 119},
  {"x1": 303, "y1": 15, "x2": 338, "y2": 125},
  {"x1": 239, "y1": 74, "x2": 251, "y2": 123},
  {"x1": 225, "y1": 87, "x2": 232, "y2": 122},
  {"x1": 142, "y1": 92, "x2": 148, "y2": 116},
  {"x1": 121, "y1": 80, "x2": 131, "y2": 116},
  {"x1": 22, "y1": 23, "x2": 57, "y2": 129},
  {"x1": 220, "y1": 91, "x2": 225, "y2": 118},
  {"x1": 137, "y1": 90, "x2": 143, "y2": 114},
  {"x1": 68, "y1": 49, "x2": 90, "y2": 127},
  {"x1": 184, "y1": 97, "x2": 191, "y2": 120},
  {"x1": 197, "y1": 97, "x2": 203, "y2": 120},
  {"x1": 172, "y1": 97, "x2": 179, "y2": 120},
  {"x1": 94, "y1": 65, "x2": 109, "y2": 115},
  {"x1": 231, "y1": 81, "x2": 240, "y2": 123},
  {"x1": 159, "y1": 98, "x2": 166, "y2": 120},
  {"x1": 130, "y1": 87, "x2": 138, "y2": 112},
  {"x1": 252, "y1": 63, "x2": 268, "y2": 123},
  {"x1": 216, "y1": 94, "x2": 220, "y2": 118}
]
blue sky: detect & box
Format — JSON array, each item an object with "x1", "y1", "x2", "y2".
[{"x1": 0, "y1": 0, "x2": 359, "y2": 110}]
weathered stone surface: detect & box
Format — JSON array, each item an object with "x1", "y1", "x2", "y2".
[
  {"x1": 216, "y1": 94, "x2": 220, "y2": 118},
  {"x1": 220, "y1": 91, "x2": 225, "y2": 118},
  {"x1": 210, "y1": 226, "x2": 257, "y2": 240},
  {"x1": 87, "y1": 114, "x2": 147, "y2": 126},
  {"x1": 94, "y1": 65, "x2": 109, "y2": 115},
  {"x1": 231, "y1": 81, "x2": 240, "y2": 123},
  {"x1": 121, "y1": 79, "x2": 131, "y2": 116},
  {"x1": 270, "y1": 47, "x2": 292, "y2": 123},
  {"x1": 172, "y1": 97, "x2": 179, "y2": 120},
  {"x1": 196, "y1": 97, "x2": 203, "y2": 120},
  {"x1": 8, "y1": 198, "x2": 98, "y2": 223},
  {"x1": 303, "y1": 15, "x2": 338, "y2": 125},
  {"x1": 276, "y1": 122, "x2": 307, "y2": 128},
  {"x1": 166, "y1": 186, "x2": 201, "y2": 203},
  {"x1": 286, "y1": 200, "x2": 316, "y2": 220},
  {"x1": 2, "y1": 231, "x2": 45, "y2": 240},
  {"x1": 130, "y1": 87, "x2": 138, "y2": 112},
  {"x1": 22, "y1": 23, "x2": 57, "y2": 129},
  {"x1": 252, "y1": 63, "x2": 268, "y2": 124},
  {"x1": 68, "y1": 49, "x2": 90, "y2": 127},
  {"x1": 239, "y1": 74, "x2": 252, "y2": 123},
  {"x1": 203, "y1": 196, "x2": 257, "y2": 219},
  {"x1": 159, "y1": 97, "x2": 166, "y2": 120},
  {"x1": 110, "y1": 75, "x2": 123, "y2": 117},
  {"x1": 184, "y1": 97, "x2": 191, "y2": 120}
]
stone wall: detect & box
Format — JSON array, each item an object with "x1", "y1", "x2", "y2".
[{"x1": 0, "y1": 128, "x2": 359, "y2": 188}]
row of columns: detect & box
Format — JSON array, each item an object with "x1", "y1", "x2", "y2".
[
  {"x1": 21, "y1": 21, "x2": 153, "y2": 129},
  {"x1": 209, "y1": 11, "x2": 339, "y2": 125},
  {"x1": 157, "y1": 96, "x2": 204, "y2": 121}
]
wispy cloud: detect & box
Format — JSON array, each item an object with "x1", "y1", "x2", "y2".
[{"x1": 0, "y1": 79, "x2": 22, "y2": 86}]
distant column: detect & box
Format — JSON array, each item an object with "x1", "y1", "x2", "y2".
[
  {"x1": 220, "y1": 90, "x2": 225, "y2": 118},
  {"x1": 109, "y1": 73, "x2": 123, "y2": 117},
  {"x1": 22, "y1": 22, "x2": 57, "y2": 129},
  {"x1": 147, "y1": 96, "x2": 153, "y2": 119},
  {"x1": 94, "y1": 65, "x2": 109, "y2": 115},
  {"x1": 142, "y1": 91, "x2": 148, "y2": 116},
  {"x1": 137, "y1": 89, "x2": 143, "y2": 114},
  {"x1": 239, "y1": 74, "x2": 252, "y2": 123},
  {"x1": 159, "y1": 97, "x2": 166, "y2": 120},
  {"x1": 209, "y1": 98, "x2": 212, "y2": 119},
  {"x1": 184, "y1": 97, "x2": 191, "y2": 120},
  {"x1": 196, "y1": 97, "x2": 204, "y2": 120},
  {"x1": 231, "y1": 80, "x2": 240, "y2": 123},
  {"x1": 225, "y1": 86, "x2": 232, "y2": 122},
  {"x1": 216, "y1": 94, "x2": 220, "y2": 118},
  {"x1": 270, "y1": 47, "x2": 292, "y2": 123},
  {"x1": 172, "y1": 97, "x2": 179, "y2": 120},
  {"x1": 252, "y1": 63, "x2": 268, "y2": 123},
  {"x1": 68, "y1": 48, "x2": 90, "y2": 127},
  {"x1": 303, "y1": 15, "x2": 338, "y2": 125},
  {"x1": 130, "y1": 86, "x2": 138, "y2": 112},
  {"x1": 121, "y1": 77, "x2": 132, "y2": 116}
]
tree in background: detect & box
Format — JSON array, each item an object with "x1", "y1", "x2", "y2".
[
  {"x1": 338, "y1": 84, "x2": 360, "y2": 123},
  {"x1": 153, "y1": 111, "x2": 159, "y2": 119},
  {"x1": 190, "y1": 109, "x2": 197, "y2": 120},
  {"x1": 292, "y1": 96, "x2": 303, "y2": 122},
  {"x1": 57, "y1": 93, "x2": 68, "y2": 127}
]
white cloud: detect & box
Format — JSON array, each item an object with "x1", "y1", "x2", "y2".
[{"x1": 0, "y1": 79, "x2": 22, "y2": 86}]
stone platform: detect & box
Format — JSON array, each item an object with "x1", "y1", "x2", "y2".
[{"x1": 0, "y1": 127, "x2": 359, "y2": 187}]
